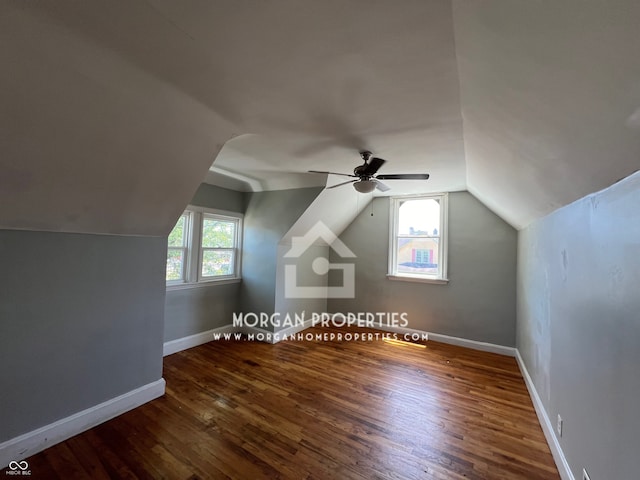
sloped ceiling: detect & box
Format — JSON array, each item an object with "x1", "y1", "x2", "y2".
[
  {"x1": 1, "y1": 0, "x2": 639, "y2": 234},
  {"x1": 454, "y1": 0, "x2": 640, "y2": 228},
  {"x1": 147, "y1": 0, "x2": 467, "y2": 197},
  {"x1": 0, "y1": 1, "x2": 237, "y2": 235}
]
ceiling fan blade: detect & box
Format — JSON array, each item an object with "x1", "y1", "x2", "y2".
[
  {"x1": 361, "y1": 156, "x2": 386, "y2": 176},
  {"x1": 373, "y1": 179, "x2": 391, "y2": 192},
  {"x1": 308, "y1": 170, "x2": 357, "y2": 178},
  {"x1": 326, "y1": 179, "x2": 358, "y2": 189},
  {"x1": 376, "y1": 173, "x2": 430, "y2": 180}
]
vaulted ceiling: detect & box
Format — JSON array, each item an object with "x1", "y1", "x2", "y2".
[{"x1": 1, "y1": 0, "x2": 639, "y2": 234}]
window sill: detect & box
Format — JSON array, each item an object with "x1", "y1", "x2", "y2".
[
  {"x1": 387, "y1": 274, "x2": 449, "y2": 285},
  {"x1": 167, "y1": 278, "x2": 241, "y2": 291}
]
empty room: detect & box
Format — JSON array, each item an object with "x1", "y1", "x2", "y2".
[{"x1": 1, "y1": 1, "x2": 639, "y2": 479}]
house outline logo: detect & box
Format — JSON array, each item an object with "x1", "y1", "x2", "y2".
[{"x1": 283, "y1": 221, "x2": 356, "y2": 299}]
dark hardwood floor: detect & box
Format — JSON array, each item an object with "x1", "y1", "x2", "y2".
[{"x1": 25, "y1": 327, "x2": 559, "y2": 479}]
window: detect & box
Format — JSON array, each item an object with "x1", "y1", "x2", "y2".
[
  {"x1": 388, "y1": 193, "x2": 448, "y2": 283},
  {"x1": 167, "y1": 212, "x2": 191, "y2": 282},
  {"x1": 166, "y1": 206, "x2": 242, "y2": 287},
  {"x1": 414, "y1": 249, "x2": 433, "y2": 264},
  {"x1": 200, "y1": 214, "x2": 240, "y2": 279}
]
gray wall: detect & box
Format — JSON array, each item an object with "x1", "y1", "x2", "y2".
[
  {"x1": 164, "y1": 283, "x2": 240, "y2": 342},
  {"x1": 275, "y1": 244, "x2": 329, "y2": 332},
  {"x1": 190, "y1": 183, "x2": 245, "y2": 213},
  {"x1": 517, "y1": 172, "x2": 640, "y2": 480},
  {"x1": 0, "y1": 230, "x2": 166, "y2": 442},
  {"x1": 164, "y1": 183, "x2": 245, "y2": 342},
  {"x1": 240, "y1": 187, "x2": 322, "y2": 329},
  {"x1": 328, "y1": 192, "x2": 517, "y2": 346}
]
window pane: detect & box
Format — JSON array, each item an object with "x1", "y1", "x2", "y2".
[
  {"x1": 202, "y1": 250, "x2": 234, "y2": 277},
  {"x1": 202, "y1": 219, "x2": 235, "y2": 248},
  {"x1": 398, "y1": 199, "x2": 440, "y2": 236},
  {"x1": 396, "y1": 238, "x2": 439, "y2": 275},
  {"x1": 168, "y1": 215, "x2": 187, "y2": 247},
  {"x1": 166, "y1": 249, "x2": 184, "y2": 281}
]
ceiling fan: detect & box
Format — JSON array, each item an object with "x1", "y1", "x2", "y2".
[{"x1": 308, "y1": 151, "x2": 429, "y2": 193}]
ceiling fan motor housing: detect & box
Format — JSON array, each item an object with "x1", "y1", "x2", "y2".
[
  {"x1": 353, "y1": 164, "x2": 369, "y2": 177},
  {"x1": 354, "y1": 151, "x2": 373, "y2": 177}
]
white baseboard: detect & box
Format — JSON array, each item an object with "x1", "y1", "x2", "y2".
[
  {"x1": 427, "y1": 331, "x2": 515, "y2": 357},
  {"x1": 515, "y1": 350, "x2": 574, "y2": 480},
  {"x1": 0, "y1": 378, "x2": 165, "y2": 469},
  {"x1": 280, "y1": 320, "x2": 514, "y2": 356},
  {"x1": 163, "y1": 324, "x2": 237, "y2": 356},
  {"x1": 236, "y1": 325, "x2": 279, "y2": 344},
  {"x1": 172, "y1": 319, "x2": 514, "y2": 356},
  {"x1": 374, "y1": 323, "x2": 515, "y2": 357},
  {"x1": 273, "y1": 318, "x2": 314, "y2": 341},
  {"x1": 235, "y1": 318, "x2": 315, "y2": 344},
  {"x1": 373, "y1": 323, "x2": 430, "y2": 340},
  {"x1": 164, "y1": 321, "x2": 316, "y2": 349},
  {"x1": 165, "y1": 321, "x2": 516, "y2": 358}
]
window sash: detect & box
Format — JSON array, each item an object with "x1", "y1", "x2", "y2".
[
  {"x1": 168, "y1": 214, "x2": 189, "y2": 248},
  {"x1": 200, "y1": 247, "x2": 237, "y2": 279},
  {"x1": 201, "y1": 216, "x2": 238, "y2": 249},
  {"x1": 389, "y1": 194, "x2": 448, "y2": 280},
  {"x1": 397, "y1": 233, "x2": 440, "y2": 238},
  {"x1": 199, "y1": 213, "x2": 239, "y2": 280},
  {"x1": 166, "y1": 246, "x2": 187, "y2": 282}
]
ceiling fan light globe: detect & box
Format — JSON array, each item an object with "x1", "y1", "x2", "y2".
[{"x1": 353, "y1": 180, "x2": 376, "y2": 193}]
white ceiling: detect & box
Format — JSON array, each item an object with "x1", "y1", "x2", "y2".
[
  {"x1": 1, "y1": 0, "x2": 639, "y2": 234},
  {"x1": 454, "y1": 0, "x2": 640, "y2": 228}
]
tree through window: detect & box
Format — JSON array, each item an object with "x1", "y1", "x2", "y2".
[{"x1": 166, "y1": 207, "x2": 242, "y2": 285}]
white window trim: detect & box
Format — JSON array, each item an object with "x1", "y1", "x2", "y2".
[
  {"x1": 167, "y1": 277, "x2": 242, "y2": 291},
  {"x1": 166, "y1": 211, "x2": 194, "y2": 287},
  {"x1": 387, "y1": 193, "x2": 449, "y2": 284},
  {"x1": 167, "y1": 205, "x2": 243, "y2": 290},
  {"x1": 198, "y1": 211, "x2": 242, "y2": 282}
]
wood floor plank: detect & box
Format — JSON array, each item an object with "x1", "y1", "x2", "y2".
[
  {"x1": 24, "y1": 326, "x2": 559, "y2": 479},
  {"x1": 65, "y1": 435, "x2": 113, "y2": 480}
]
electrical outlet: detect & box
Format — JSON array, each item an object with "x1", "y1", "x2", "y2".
[
  {"x1": 557, "y1": 414, "x2": 563, "y2": 437},
  {"x1": 582, "y1": 468, "x2": 591, "y2": 480}
]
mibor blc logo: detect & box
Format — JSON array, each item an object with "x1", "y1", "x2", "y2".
[
  {"x1": 284, "y1": 221, "x2": 356, "y2": 299},
  {"x1": 6, "y1": 460, "x2": 31, "y2": 476}
]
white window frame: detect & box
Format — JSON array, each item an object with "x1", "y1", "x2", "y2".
[
  {"x1": 166, "y1": 205, "x2": 243, "y2": 290},
  {"x1": 387, "y1": 193, "x2": 449, "y2": 284},
  {"x1": 198, "y1": 212, "x2": 242, "y2": 281},
  {"x1": 166, "y1": 211, "x2": 194, "y2": 286}
]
